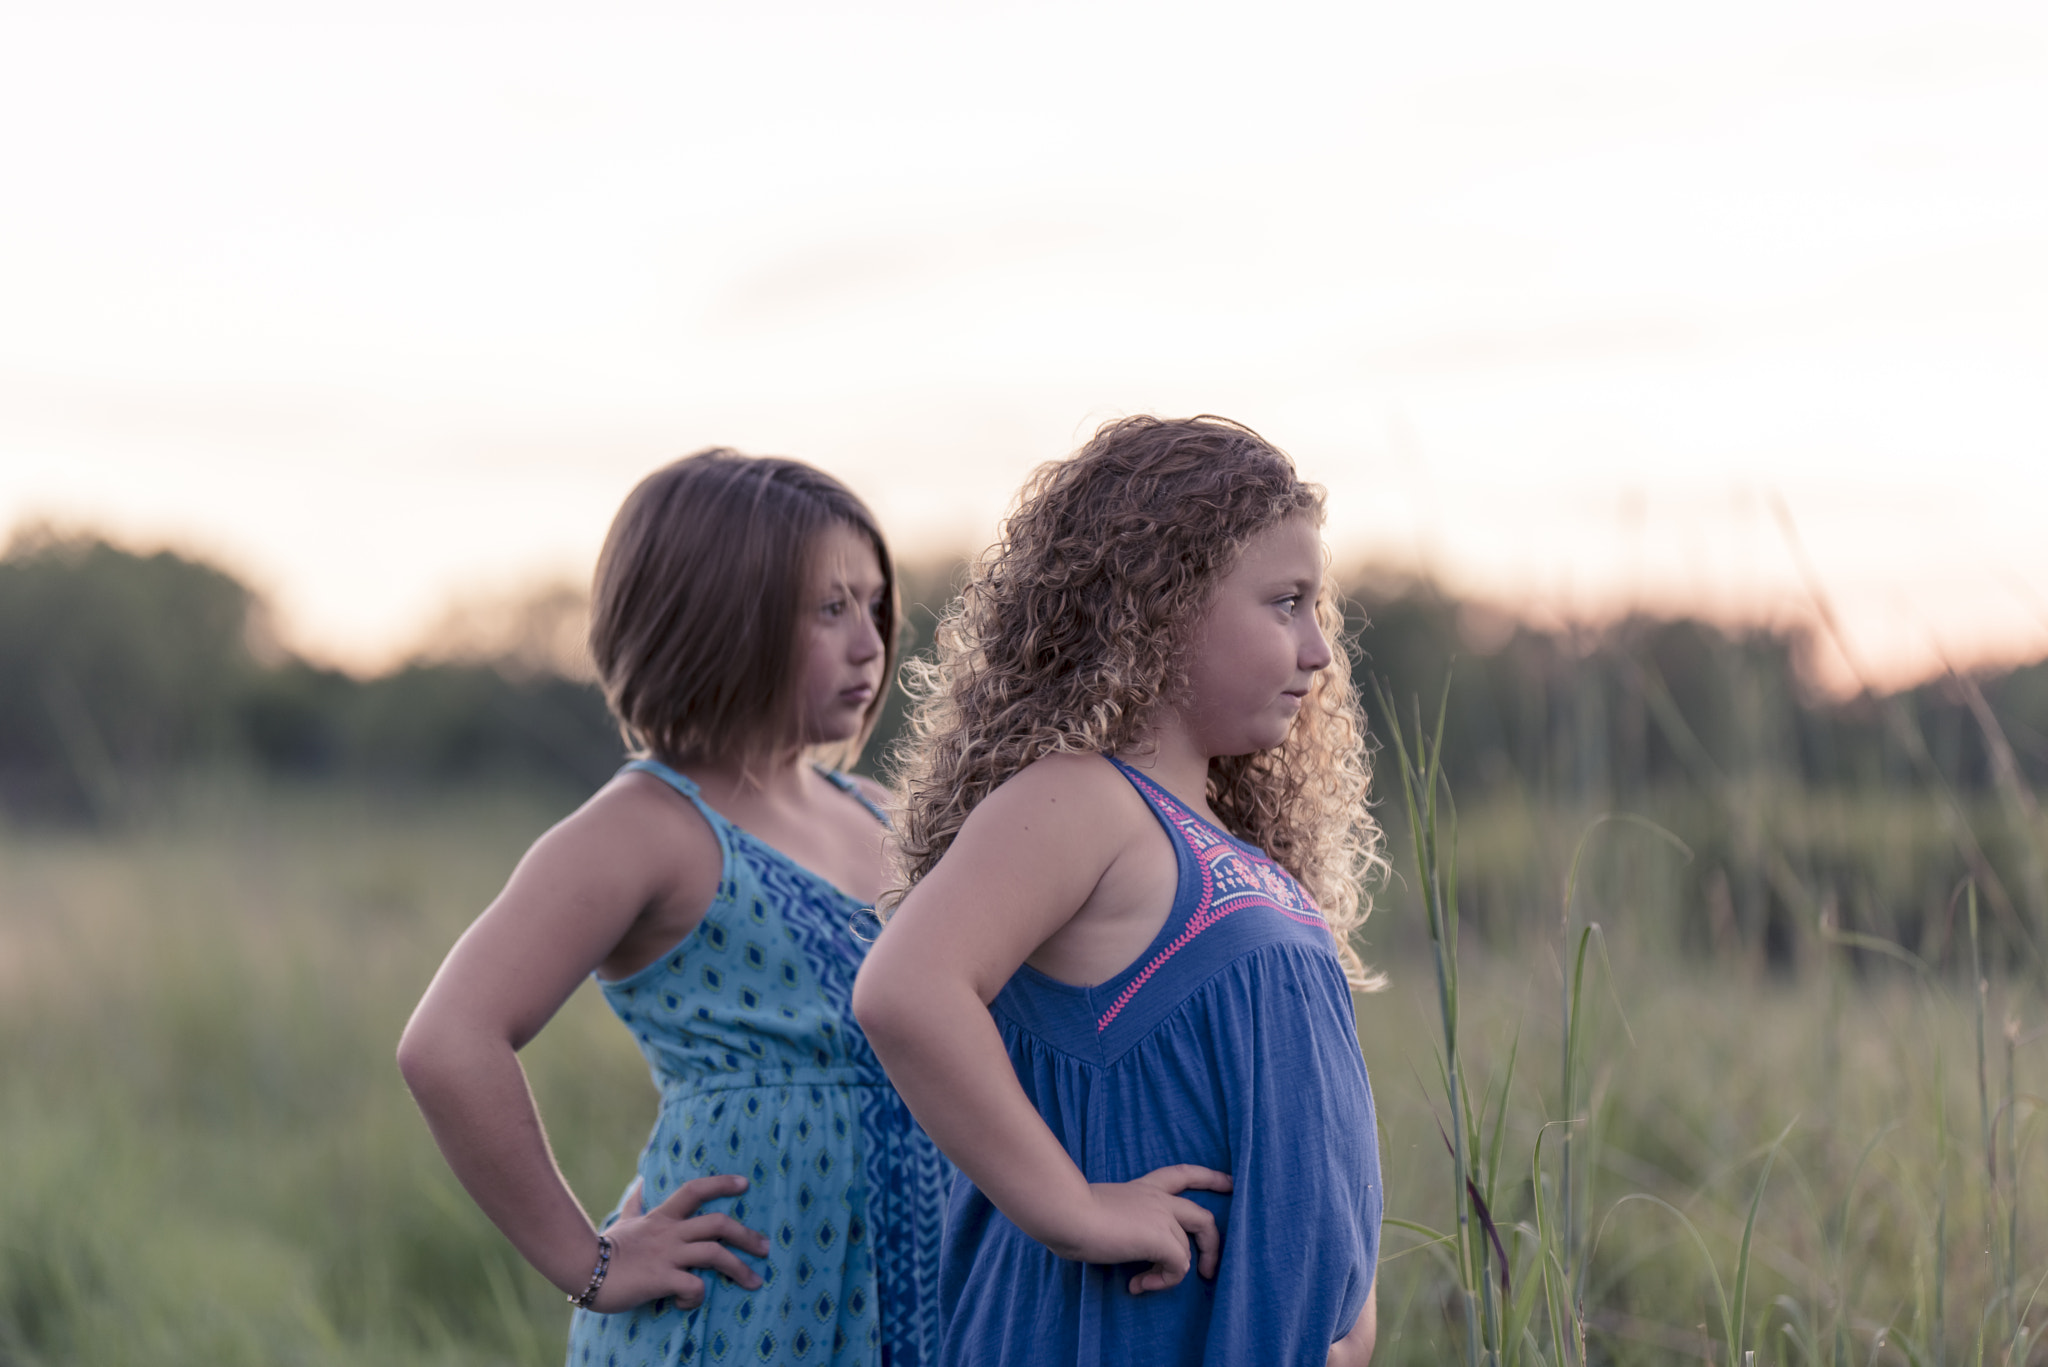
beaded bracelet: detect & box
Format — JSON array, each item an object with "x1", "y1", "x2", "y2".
[{"x1": 568, "y1": 1234, "x2": 613, "y2": 1310}]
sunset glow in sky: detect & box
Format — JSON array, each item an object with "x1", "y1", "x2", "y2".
[{"x1": 3, "y1": 1, "x2": 2045, "y2": 690}]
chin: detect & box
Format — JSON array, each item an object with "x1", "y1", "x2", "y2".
[
  {"x1": 1252, "y1": 726, "x2": 1298, "y2": 754},
  {"x1": 1217, "y1": 730, "x2": 1292, "y2": 758},
  {"x1": 799, "y1": 712, "x2": 867, "y2": 751}
]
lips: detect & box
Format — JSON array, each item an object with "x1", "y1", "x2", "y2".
[{"x1": 839, "y1": 683, "x2": 876, "y2": 706}]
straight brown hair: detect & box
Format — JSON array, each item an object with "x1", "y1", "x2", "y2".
[{"x1": 588, "y1": 449, "x2": 898, "y2": 770}]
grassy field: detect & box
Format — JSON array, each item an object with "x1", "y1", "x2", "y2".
[{"x1": 0, "y1": 778, "x2": 2040, "y2": 1365}]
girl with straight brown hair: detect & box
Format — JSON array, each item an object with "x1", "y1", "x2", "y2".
[{"x1": 400, "y1": 450, "x2": 950, "y2": 1367}]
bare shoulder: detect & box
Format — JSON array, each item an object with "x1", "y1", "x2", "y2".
[
  {"x1": 964, "y1": 751, "x2": 1148, "y2": 848},
  {"x1": 401, "y1": 768, "x2": 730, "y2": 1044},
  {"x1": 536, "y1": 769, "x2": 725, "y2": 981},
  {"x1": 541, "y1": 767, "x2": 722, "y2": 892},
  {"x1": 883, "y1": 752, "x2": 1167, "y2": 988},
  {"x1": 992, "y1": 750, "x2": 1135, "y2": 802}
]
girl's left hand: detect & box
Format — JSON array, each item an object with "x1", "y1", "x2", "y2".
[
  {"x1": 1327, "y1": 1279, "x2": 1376, "y2": 1366},
  {"x1": 589, "y1": 1175, "x2": 770, "y2": 1313},
  {"x1": 1076, "y1": 1164, "x2": 1234, "y2": 1295}
]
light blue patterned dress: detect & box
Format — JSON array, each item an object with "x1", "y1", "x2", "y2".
[{"x1": 568, "y1": 759, "x2": 951, "y2": 1367}]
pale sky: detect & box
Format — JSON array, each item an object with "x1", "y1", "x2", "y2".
[{"x1": 3, "y1": 1, "x2": 2044, "y2": 690}]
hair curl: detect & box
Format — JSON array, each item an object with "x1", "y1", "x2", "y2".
[{"x1": 888, "y1": 415, "x2": 1387, "y2": 988}]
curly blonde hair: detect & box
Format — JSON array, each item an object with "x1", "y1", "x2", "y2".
[{"x1": 888, "y1": 415, "x2": 1387, "y2": 989}]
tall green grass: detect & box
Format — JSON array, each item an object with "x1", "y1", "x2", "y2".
[
  {"x1": 0, "y1": 781, "x2": 653, "y2": 1366},
  {"x1": 1361, "y1": 934, "x2": 2041, "y2": 1364},
  {"x1": 1364, "y1": 685, "x2": 2045, "y2": 1365}
]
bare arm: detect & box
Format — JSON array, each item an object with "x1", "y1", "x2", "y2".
[
  {"x1": 1329, "y1": 1276, "x2": 1376, "y2": 1365},
  {"x1": 396, "y1": 778, "x2": 767, "y2": 1310},
  {"x1": 851, "y1": 756, "x2": 1230, "y2": 1293}
]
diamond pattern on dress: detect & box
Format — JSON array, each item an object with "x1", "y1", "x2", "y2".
[{"x1": 567, "y1": 761, "x2": 950, "y2": 1367}]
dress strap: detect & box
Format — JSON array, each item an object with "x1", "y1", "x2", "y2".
[
  {"x1": 625, "y1": 758, "x2": 890, "y2": 831},
  {"x1": 619, "y1": 758, "x2": 727, "y2": 829},
  {"x1": 815, "y1": 766, "x2": 893, "y2": 829},
  {"x1": 1104, "y1": 755, "x2": 1189, "y2": 841}
]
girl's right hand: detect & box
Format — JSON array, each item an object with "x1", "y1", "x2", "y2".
[
  {"x1": 587, "y1": 1174, "x2": 770, "y2": 1313},
  {"x1": 1069, "y1": 1164, "x2": 1234, "y2": 1295}
]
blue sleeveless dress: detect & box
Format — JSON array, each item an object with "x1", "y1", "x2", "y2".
[
  {"x1": 937, "y1": 757, "x2": 1381, "y2": 1367},
  {"x1": 568, "y1": 760, "x2": 952, "y2": 1367}
]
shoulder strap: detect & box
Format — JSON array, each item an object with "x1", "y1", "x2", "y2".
[
  {"x1": 1106, "y1": 755, "x2": 1174, "y2": 811},
  {"x1": 1104, "y1": 754, "x2": 1257, "y2": 872},
  {"x1": 619, "y1": 758, "x2": 726, "y2": 827},
  {"x1": 1104, "y1": 755, "x2": 1193, "y2": 847},
  {"x1": 816, "y1": 767, "x2": 893, "y2": 829}
]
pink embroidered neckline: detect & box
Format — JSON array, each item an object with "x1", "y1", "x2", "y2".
[{"x1": 1094, "y1": 768, "x2": 1322, "y2": 1033}]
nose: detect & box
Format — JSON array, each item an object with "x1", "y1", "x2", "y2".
[
  {"x1": 1299, "y1": 615, "x2": 1333, "y2": 674},
  {"x1": 850, "y1": 606, "x2": 884, "y2": 665}
]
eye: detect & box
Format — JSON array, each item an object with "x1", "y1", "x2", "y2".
[{"x1": 820, "y1": 596, "x2": 847, "y2": 618}]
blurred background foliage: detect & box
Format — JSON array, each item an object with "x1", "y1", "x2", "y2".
[
  {"x1": 15, "y1": 526, "x2": 2048, "y2": 807},
  {"x1": 0, "y1": 528, "x2": 622, "y2": 816}
]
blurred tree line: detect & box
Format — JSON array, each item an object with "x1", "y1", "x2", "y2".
[
  {"x1": 1348, "y1": 580, "x2": 2048, "y2": 802},
  {"x1": 0, "y1": 529, "x2": 620, "y2": 821},
  {"x1": 8, "y1": 523, "x2": 2048, "y2": 868}
]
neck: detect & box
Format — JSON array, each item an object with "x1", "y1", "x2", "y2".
[
  {"x1": 1112, "y1": 720, "x2": 1216, "y2": 821},
  {"x1": 678, "y1": 745, "x2": 815, "y2": 805}
]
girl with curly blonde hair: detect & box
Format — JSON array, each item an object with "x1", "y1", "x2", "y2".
[{"x1": 853, "y1": 415, "x2": 1386, "y2": 1366}]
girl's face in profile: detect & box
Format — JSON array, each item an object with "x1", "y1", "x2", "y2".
[
  {"x1": 1177, "y1": 513, "x2": 1333, "y2": 758},
  {"x1": 797, "y1": 521, "x2": 888, "y2": 748}
]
